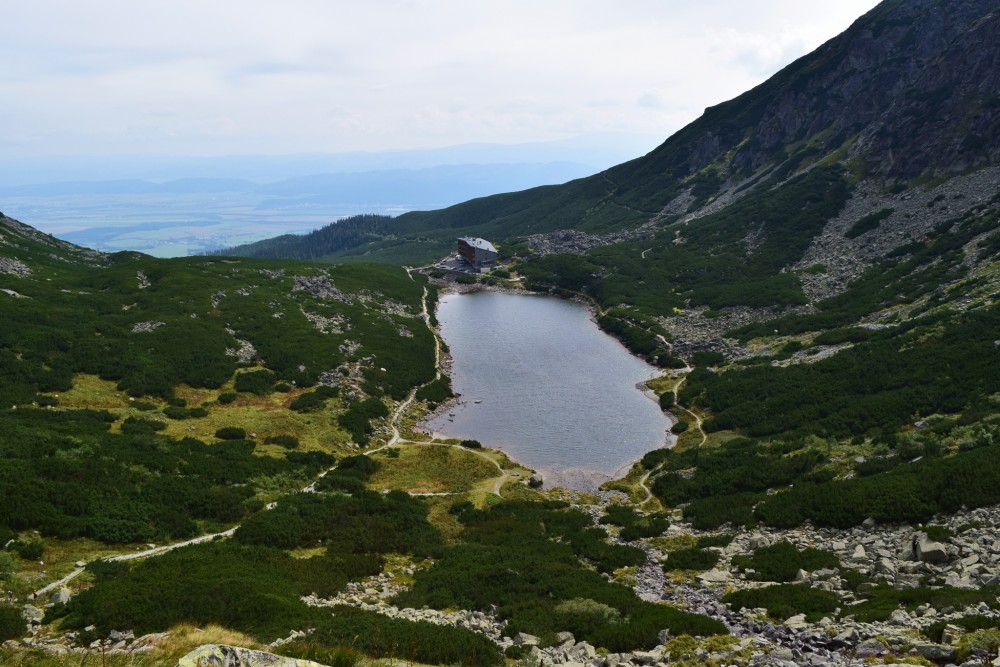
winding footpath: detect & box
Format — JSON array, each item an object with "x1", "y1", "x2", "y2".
[{"x1": 635, "y1": 365, "x2": 707, "y2": 506}]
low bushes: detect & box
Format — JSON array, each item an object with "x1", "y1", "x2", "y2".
[
  {"x1": 848, "y1": 586, "x2": 1000, "y2": 623},
  {"x1": 266, "y1": 435, "x2": 299, "y2": 449},
  {"x1": 600, "y1": 505, "x2": 671, "y2": 541},
  {"x1": 163, "y1": 406, "x2": 208, "y2": 420},
  {"x1": 0, "y1": 410, "x2": 327, "y2": 545},
  {"x1": 288, "y1": 606, "x2": 503, "y2": 667},
  {"x1": 234, "y1": 488, "x2": 441, "y2": 556},
  {"x1": 730, "y1": 541, "x2": 839, "y2": 582},
  {"x1": 121, "y1": 416, "x2": 165, "y2": 434},
  {"x1": 290, "y1": 386, "x2": 338, "y2": 413},
  {"x1": 338, "y1": 398, "x2": 389, "y2": 445},
  {"x1": 723, "y1": 584, "x2": 838, "y2": 621},
  {"x1": 925, "y1": 615, "x2": 1000, "y2": 643},
  {"x1": 0, "y1": 605, "x2": 24, "y2": 642},
  {"x1": 215, "y1": 426, "x2": 247, "y2": 440},
  {"x1": 416, "y1": 378, "x2": 453, "y2": 404},
  {"x1": 682, "y1": 492, "x2": 762, "y2": 530},
  {"x1": 395, "y1": 501, "x2": 723, "y2": 651},
  {"x1": 234, "y1": 370, "x2": 277, "y2": 395},
  {"x1": 9, "y1": 540, "x2": 44, "y2": 561},
  {"x1": 59, "y1": 542, "x2": 319, "y2": 640},
  {"x1": 754, "y1": 441, "x2": 1000, "y2": 528},
  {"x1": 663, "y1": 547, "x2": 719, "y2": 572}
]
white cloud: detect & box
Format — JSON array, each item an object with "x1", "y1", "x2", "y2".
[{"x1": 0, "y1": 0, "x2": 882, "y2": 156}]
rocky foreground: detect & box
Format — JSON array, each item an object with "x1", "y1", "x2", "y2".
[
  {"x1": 10, "y1": 489, "x2": 1000, "y2": 666},
  {"x1": 289, "y1": 493, "x2": 1000, "y2": 667}
]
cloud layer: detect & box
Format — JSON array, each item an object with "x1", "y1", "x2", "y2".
[{"x1": 0, "y1": 1, "x2": 881, "y2": 156}]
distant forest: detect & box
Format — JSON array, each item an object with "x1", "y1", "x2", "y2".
[{"x1": 215, "y1": 214, "x2": 394, "y2": 260}]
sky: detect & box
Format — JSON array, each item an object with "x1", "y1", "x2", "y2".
[{"x1": 1, "y1": 1, "x2": 882, "y2": 158}]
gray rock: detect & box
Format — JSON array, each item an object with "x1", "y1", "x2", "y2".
[
  {"x1": 941, "y1": 623, "x2": 963, "y2": 645},
  {"x1": 696, "y1": 568, "x2": 730, "y2": 583},
  {"x1": 855, "y1": 638, "x2": 885, "y2": 657},
  {"x1": 876, "y1": 557, "x2": 897, "y2": 575},
  {"x1": 631, "y1": 650, "x2": 661, "y2": 665},
  {"x1": 176, "y1": 644, "x2": 329, "y2": 667},
  {"x1": 108, "y1": 629, "x2": 134, "y2": 643},
  {"x1": 513, "y1": 632, "x2": 540, "y2": 647},
  {"x1": 915, "y1": 533, "x2": 950, "y2": 563},
  {"x1": 889, "y1": 608, "x2": 911, "y2": 625},
  {"x1": 784, "y1": 614, "x2": 808, "y2": 629},
  {"x1": 21, "y1": 605, "x2": 44, "y2": 624},
  {"x1": 770, "y1": 647, "x2": 797, "y2": 661},
  {"x1": 556, "y1": 631, "x2": 575, "y2": 646},
  {"x1": 912, "y1": 642, "x2": 956, "y2": 662},
  {"x1": 49, "y1": 587, "x2": 71, "y2": 605},
  {"x1": 577, "y1": 643, "x2": 597, "y2": 660}
]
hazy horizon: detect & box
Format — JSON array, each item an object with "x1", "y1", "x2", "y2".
[{"x1": 0, "y1": 135, "x2": 648, "y2": 257}]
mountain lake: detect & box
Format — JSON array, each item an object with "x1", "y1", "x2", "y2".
[{"x1": 424, "y1": 290, "x2": 671, "y2": 489}]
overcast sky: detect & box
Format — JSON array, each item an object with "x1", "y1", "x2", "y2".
[{"x1": 1, "y1": 1, "x2": 882, "y2": 158}]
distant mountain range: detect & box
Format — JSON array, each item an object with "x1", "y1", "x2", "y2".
[
  {"x1": 0, "y1": 161, "x2": 594, "y2": 205},
  {"x1": 0, "y1": 135, "x2": 658, "y2": 256}
]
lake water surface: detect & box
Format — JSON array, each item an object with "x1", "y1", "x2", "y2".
[{"x1": 425, "y1": 291, "x2": 670, "y2": 487}]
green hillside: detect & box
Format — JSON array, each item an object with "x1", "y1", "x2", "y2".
[{"x1": 4, "y1": 0, "x2": 1000, "y2": 664}]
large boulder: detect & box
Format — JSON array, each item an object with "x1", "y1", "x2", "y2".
[
  {"x1": 696, "y1": 568, "x2": 731, "y2": 584},
  {"x1": 176, "y1": 644, "x2": 330, "y2": 667},
  {"x1": 513, "y1": 632, "x2": 540, "y2": 647},
  {"x1": 914, "y1": 533, "x2": 950, "y2": 563},
  {"x1": 912, "y1": 641, "x2": 956, "y2": 663},
  {"x1": 49, "y1": 588, "x2": 71, "y2": 605},
  {"x1": 21, "y1": 605, "x2": 44, "y2": 625}
]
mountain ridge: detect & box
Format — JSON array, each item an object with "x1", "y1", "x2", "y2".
[{"x1": 222, "y1": 0, "x2": 998, "y2": 266}]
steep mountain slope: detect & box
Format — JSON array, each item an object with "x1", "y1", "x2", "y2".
[{"x1": 224, "y1": 0, "x2": 998, "y2": 265}]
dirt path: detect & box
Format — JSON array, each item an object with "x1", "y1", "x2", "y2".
[
  {"x1": 672, "y1": 369, "x2": 707, "y2": 448},
  {"x1": 636, "y1": 468, "x2": 655, "y2": 505},
  {"x1": 31, "y1": 527, "x2": 240, "y2": 599},
  {"x1": 392, "y1": 437, "x2": 509, "y2": 496},
  {"x1": 393, "y1": 270, "x2": 509, "y2": 495},
  {"x1": 631, "y1": 366, "x2": 707, "y2": 509},
  {"x1": 386, "y1": 281, "x2": 443, "y2": 449}
]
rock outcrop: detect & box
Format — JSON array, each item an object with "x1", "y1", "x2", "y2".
[{"x1": 176, "y1": 644, "x2": 329, "y2": 667}]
